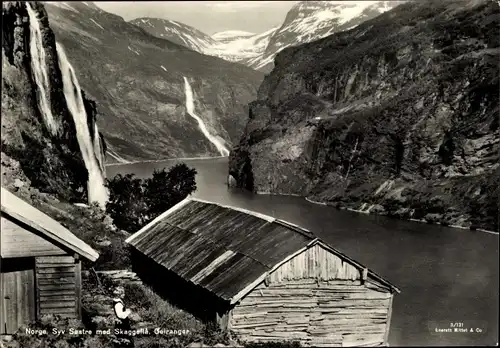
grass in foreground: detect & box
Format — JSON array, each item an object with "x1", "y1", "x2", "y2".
[{"x1": 3, "y1": 272, "x2": 231, "y2": 348}]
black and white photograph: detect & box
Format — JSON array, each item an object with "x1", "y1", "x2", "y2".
[{"x1": 0, "y1": 1, "x2": 498, "y2": 347}]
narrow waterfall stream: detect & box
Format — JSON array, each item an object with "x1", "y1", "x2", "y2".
[
  {"x1": 93, "y1": 123, "x2": 106, "y2": 173},
  {"x1": 183, "y1": 77, "x2": 230, "y2": 157},
  {"x1": 26, "y1": 3, "x2": 58, "y2": 135},
  {"x1": 56, "y1": 43, "x2": 109, "y2": 208}
]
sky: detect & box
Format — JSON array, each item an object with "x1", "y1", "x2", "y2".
[{"x1": 96, "y1": 1, "x2": 299, "y2": 35}]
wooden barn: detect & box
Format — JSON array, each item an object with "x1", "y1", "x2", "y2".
[
  {"x1": 126, "y1": 198, "x2": 400, "y2": 347},
  {"x1": 0, "y1": 187, "x2": 99, "y2": 334}
]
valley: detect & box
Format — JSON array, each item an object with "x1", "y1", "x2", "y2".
[
  {"x1": 1, "y1": 1, "x2": 498, "y2": 347},
  {"x1": 44, "y1": 1, "x2": 263, "y2": 161},
  {"x1": 39, "y1": 1, "x2": 406, "y2": 162},
  {"x1": 132, "y1": 1, "x2": 402, "y2": 73}
]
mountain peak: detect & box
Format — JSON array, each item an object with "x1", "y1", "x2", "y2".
[
  {"x1": 42, "y1": 1, "x2": 263, "y2": 161},
  {"x1": 69, "y1": 1, "x2": 404, "y2": 73},
  {"x1": 130, "y1": 17, "x2": 216, "y2": 52},
  {"x1": 251, "y1": 0, "x2": 400, "y2": 72},
  {"x1": 230, "y1": 0, "x2": 500, "y2": 232}
]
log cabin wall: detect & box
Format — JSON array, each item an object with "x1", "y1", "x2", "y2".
[
  {"x1": 2, "y1": 216, "x2": 82, "y2": 322},
  {"x1": 1, "y1": 189, "x2": 98, "y2": 333},
  {"x1": 0, "y1": 257, "x2": 36, "y2": 334},
  {"x1": 35, "y1": 255, "x2": 81, "y2": 319},
  {"x1": 229, "y1": 244, "x2": 394, "y2": 347}
]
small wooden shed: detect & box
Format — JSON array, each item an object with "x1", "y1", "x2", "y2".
[
  {"x1": 0, "y1": 187, "x2": 99, "y2": 334},
  {"x1": 126, "y1": 198, "x2": 400, "y2": 347}
]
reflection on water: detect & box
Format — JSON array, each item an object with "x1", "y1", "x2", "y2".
[{"x1": 107, "y1": 157, "x2": 499, "y2": 346}]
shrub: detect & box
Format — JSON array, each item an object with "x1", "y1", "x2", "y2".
[
  {"x1": 106, "y1": 173, "x2": 149, "y2": 232},
  {"x1": 123, "y1": 282, "x2": 152, "y2": 308},
  {"x1": 143, "y1": 163, "x2": 197, "y2": 218},
  {"x1": 47, "y1": 202, "x2": 130, "y2": 270},
  {"x1": 106, "y1": 163, "x2": 197, "y2": 232},
  {"x1": 202, "y1": 321, "x2": 230, "y2": 346}
]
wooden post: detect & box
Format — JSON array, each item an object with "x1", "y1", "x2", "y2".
[
  {"x1": 361, "y1": 268, "x2": 368, "y2": 284},
  {"x1": 34, "y1": 258, "x2": 40, "y2": 321},
  {"x1": 75, "y1": 260, "x2": 82, "y2": 319},
  {"x1": 0, "y1": 259, "x2": 5, "y2": 335},
  {"x1": 91, "y1": 267, "x2": 102, "y2": 288},
  {"x1": 384, "y1": 295, "x2": 394, "y2": 346},
  {"x1": 226, "y1": 309, "x2": 233, "y2": 331},
  {"x1": 226, "y1": 309, "x2": 234, "y2": 344}
]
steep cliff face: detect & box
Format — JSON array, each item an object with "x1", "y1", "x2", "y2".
[
  {"x1": 44, "y1": 2, "x2": 263, "y2": 161},
  {"x1": 230, "y1": 0, "x2": 500, "y2": 231},
  {"x1": 1, "y1": 1, "x2": 104, "y2": 202}
]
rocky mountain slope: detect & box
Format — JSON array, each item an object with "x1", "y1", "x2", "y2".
[
  {"x1": 2, "y1": 1, "x2": 105, "y2": 202},
  {"x1": 129, "y1": 17, "x2": 217, "y2": 53},
  {"x1": 132, "y1": 17, "x2": 278, "y2": 67},
  {"x1": 1, "y1": 8, "x2": 234, "y2": 346},
  {"x1": 229, "y1": 0, "x2": 500, "y2": 231},
  {"x1": 44, "y1": 2, "x2": 264, "y2": 161},
  {"x1": 208, "y1": 28, "x2": 278, "y2": 65},
  {"x1": 131, "y1": 1, "x2": 400, "y2": 72},
  {"x1": 253, "y1": 1, "x2": 403, "y2": 72}
]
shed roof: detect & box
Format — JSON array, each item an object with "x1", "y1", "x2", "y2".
[
  {"x1": 126, "y1": 198, "x2": 400, "y2": 303},
  {"x1": 1, "y1": 187, "x2": 99, "y2": 262}
]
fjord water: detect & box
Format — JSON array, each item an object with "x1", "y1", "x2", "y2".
[
  {"x1": 107, "y1": 157, "x2": 498, "y2": 346},
  {"x1": 57, "y1": 43, "x2": 108, "y2": 208}
]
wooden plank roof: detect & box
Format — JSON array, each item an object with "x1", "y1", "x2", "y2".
[
  {"x1": 1, "y1": 187, "x2": 99, "y2": 262},
  {"x1": 126, "y1": 198, "x2": 400, "y2": 303}
]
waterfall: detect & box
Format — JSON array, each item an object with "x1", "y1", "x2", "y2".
[
  {"x1": 93, "y1": 123, "x2": 106, "y2": 173},
  {"x1": 26, "y1": 3, "x2": 58, "y2": 135},
  {"x1": 56, "y1": 43, "x2": 109, "y2": 208},
  {"x1": 183, "y1": 77, "x2": 230, "y2": 157}
]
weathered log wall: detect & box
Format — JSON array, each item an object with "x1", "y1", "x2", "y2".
[
  {"x1": 0, "y1": 257, "x2": 36, "y2": 334},
  {"x1": 1, "y1": 214, "x2": 83, "y2": 328},
  {"x1": 230, "y1": 245, "x2": 393, "y2": 347},
  {"x1": 268, "y1": 244, "x2": 361, "y2": 283},
  {"x1": 35, "y1": 255, "x2": 80, "y2": 319}
]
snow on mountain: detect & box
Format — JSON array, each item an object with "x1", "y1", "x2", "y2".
[
  {"x1": 129, "y1": 1, "x2": 402, "y2": 71},
  {"x1": 43, "y1": 1, "x2": 263, "y2": 161},
  {"x1": 131, "y1": 17, "x2": 277, "y2": 65},
  {"x1": 212, "y1": 30, "x2": 255, "y2": 41},
  {"x1": 44, "y1": 1, "x2": 102, "y2": 13},
  {"x1": 130, "y1": 17, "x2": 217, "y2": 53},
  {"x1": 44, "y1": 1, "x2": 80, "y2": 13},
  {"x1": 206, "y1": 27, "x2": 278, "y2": 63},
  {"x1": 252, "y1": 1, "x2": 402, "y2": 72}
]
